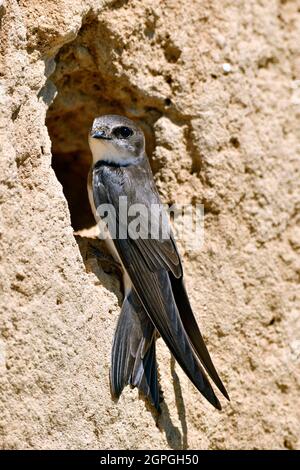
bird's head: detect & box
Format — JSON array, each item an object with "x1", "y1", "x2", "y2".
[{"x1": 88, "y1": 115, "x2": 145, "y2": 166}]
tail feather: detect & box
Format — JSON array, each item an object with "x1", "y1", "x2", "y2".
[
  {"x1": 170, "y1": 274, "x2": 230, "y2": 401},
  {"x1": 123, "y1": 266, "x2": 222, "y2": 410},
  {"x1": 110, "y1": 289, "x2": 160, "y2": 411}
]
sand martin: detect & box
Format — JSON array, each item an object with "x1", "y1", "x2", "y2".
[{"x1": 88, "y1": 114, "x2": 229, "y2": 411}]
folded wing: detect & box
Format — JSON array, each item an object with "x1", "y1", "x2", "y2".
[{"x1": 93, "y1": 164, "x2": 228, "y2": 409}]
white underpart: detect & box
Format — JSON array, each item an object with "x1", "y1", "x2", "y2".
[{"x1": 88, "y1": 136, "x2": 132, "y2": 296}]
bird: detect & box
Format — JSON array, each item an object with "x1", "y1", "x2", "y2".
[{"x1": 87, "y1": 114, "x2": 229, "y2": 412}]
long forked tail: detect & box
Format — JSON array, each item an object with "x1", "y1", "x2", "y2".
[
  {"x1": 170, "y1": 274, "x2": 230, "y2": 401},
  {"x1": 110, "y1": 289, "x2": 160, "y2": 411}
]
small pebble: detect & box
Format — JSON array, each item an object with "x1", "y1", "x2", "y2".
[{"x1": 222, "y1": 63, "x2": 231, "y2": 73}]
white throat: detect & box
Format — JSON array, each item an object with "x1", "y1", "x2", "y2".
[{"x1": 88, "y1": 135, "x2": 139, "y2": 166}]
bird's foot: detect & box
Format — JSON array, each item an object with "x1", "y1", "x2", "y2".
[{"x1": 87, "y1": 243, "x2": 122, "y2": 276}]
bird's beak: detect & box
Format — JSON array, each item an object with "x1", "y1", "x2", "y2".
[{"x1": 92, "y1": 130, "x2": 111, "y2": 140}]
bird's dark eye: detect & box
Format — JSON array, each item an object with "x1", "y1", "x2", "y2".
[{"x1": 113, "y1": 126, "x2": 134, "y2": 139}]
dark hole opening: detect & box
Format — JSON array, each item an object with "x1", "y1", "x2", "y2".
[
  {"x1": 51, "y1": 151, "x2": 93, "y2": 230},
  {"x1": 45, "y1": 16, "x2": 158, "y2": 231},
  {"x1": 46, "y1": 106, "x2": 95, "y2": 231}
]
